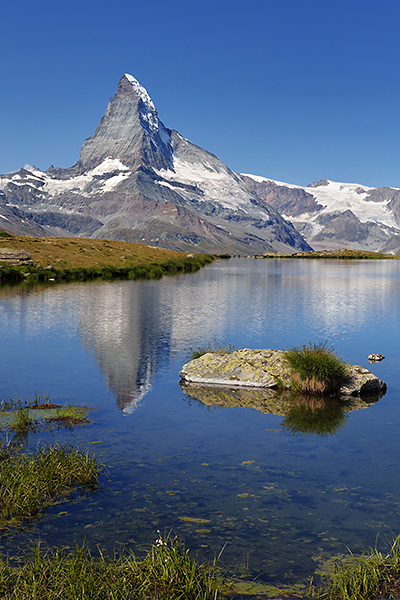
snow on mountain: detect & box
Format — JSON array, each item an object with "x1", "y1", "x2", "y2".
[
  {"x1": 0, "y1": 75, "x2": 310, "y2": 254},
  {"x1": 0, "y1": 158, "x2": 131, "y2": 198},
  {"x1": 124, "y1": 73, "x2": 156, "y2": 111},
  {"x1": 241, "y1": 174, "x2": 400, "y2": 251}
]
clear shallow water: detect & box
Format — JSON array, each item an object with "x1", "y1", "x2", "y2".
[{"x1": 1, "y1": 258, "x2": 400, "y2": 585}]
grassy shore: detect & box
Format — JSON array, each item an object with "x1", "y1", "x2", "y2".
[
  {"x1": 290, "y1": 248, "x2": 399, "y2": 259},
  {"x1": 0, "y1": 537, "x2": 223, "y2": 600},
  {"x1": 0, "y1": 234, "x2": 214, "y2": 284},
  {"x1": 311, "y1": 535, "x2": 400, "y2": 600}
]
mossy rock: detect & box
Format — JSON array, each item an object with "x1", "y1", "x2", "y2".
[{"x1": 180, "y1": 349, "x2": 387, "y2": 397}]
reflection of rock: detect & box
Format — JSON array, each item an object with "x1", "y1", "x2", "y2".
[
  {"x1": 181, "y1": 383, "x2": 292, "y2": 414},
  {"x1": 180, "y1": 349, "x2": 387, "y2": 397},
  {"x1": 180, "y1": 382, "x2": 385, "y2": 416}
]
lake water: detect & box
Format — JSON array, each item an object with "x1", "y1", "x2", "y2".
[{"x1": 1, "y1": 258, "x2": 400, "y2": 588}]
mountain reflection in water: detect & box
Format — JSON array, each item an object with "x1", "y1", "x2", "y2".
[
  {"x1": 78, "y1": 282, "x2": 168, "y2": 412},
  {"x1": 1, "y1": 258, "x2": 400, "y2": 586}
]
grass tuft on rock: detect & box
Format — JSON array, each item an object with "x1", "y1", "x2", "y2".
[
  {"x1": 285, "y1": 342, "x2": 348, "y2": 395},
  {"x1": 0, "y1": 537, "x2": 223, "y2": 600},
  {"x1": 0, "y1": 442, "x2": 101, "y2": 523},
  {"x1": 187, "y1": 340, "x2": 236, "y2": 360}
]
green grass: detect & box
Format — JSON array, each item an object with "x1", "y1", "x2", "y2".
[
  {"x1": 311, "y1": 535, "x2": 400, "y2": 600},
  {"x1": 0, "y1": 234, "x2": 215, "y2": 285},
  {"x1": 0, "y1": 395, "x2": 90, "y2": 434},
  {"x1": 0, "y1": 537, "x2": 223, "y2": 599},
  {"x1": 291, "y1": 248, "x2": 399, "y2": 260},
  {"x1": 285, "y1": 342, "x2": 348, "y2": 395},
  {"x1": 12, "y1": 409, "x2": 31, "y2": 433},
  {"x1": 0, "y1": 442, "x2": 101, "y2": 523},
  {"x1": 187, "y1": 340, "x2": 236, "y2": 360}
]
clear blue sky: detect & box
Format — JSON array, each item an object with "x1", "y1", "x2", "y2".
[{"x1": 2, "y1": 0, "x2": 400, "y2": 188}]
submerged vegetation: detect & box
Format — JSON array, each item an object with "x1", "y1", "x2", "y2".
[
  {"x1": 285, "y1": 342, "x2": 348, "y2": 395},
  {"x1": 0, "y1": 234, "x2": 214, "y2": 285},
  {"x1": 0, "y1": 394, "x2": 90, "y2": 434},
  {"x1": 0, "y1": 442, "x2": 101, "y2": 524},
  {"x1": 0, "y1": 537, "x2": 223, "y2": 600},
  {"x1": 311, "y1": 535, "x2": 400, "y2": 600}
]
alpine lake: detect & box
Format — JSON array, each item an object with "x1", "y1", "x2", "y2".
[{"x1": 1, "y1": 257, "x2": 400, "y2": 594}]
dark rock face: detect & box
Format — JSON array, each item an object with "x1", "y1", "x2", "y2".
[
  {"x1": 0, "y1": 75, "x2": 310, "y2": 255},
  {"x1": 78, "y1": 75, "x2": 173, "y2": 172},
  {"x1": 242, "y1": 175, "x2": 322, "y2": 217}
]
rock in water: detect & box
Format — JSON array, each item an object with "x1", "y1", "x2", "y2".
[
  {"x1": 368, "y1": 353, "x2": 385, "y2": 362},
  {"x1": 180, "y1": 349, "x2": 387, "y2": 397}
]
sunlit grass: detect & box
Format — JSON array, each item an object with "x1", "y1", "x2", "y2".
[
  {"x1": 311, "y1": 535, "x2": 400, "y2": 600},
  {"x1": 187, "y1": 340, "x2": 236, "y2": 360},
  {"x1": 0, "y1": 443, "x2": 101, "y2": 523},
  {"x1": 0, "y1": 536, "x2": 223, "y2": 599},
  {"x1": 0, "y1": 234, "x2": 215, "y2": 284},
  {"x1": 285, "y1": 342, "x2": 348, "y2": 395},
  {"x1": 0, "y1": 395, "x2": 90, "y2": 434},
  {"x1": 291, "y1": 248, "x2": 399, "y2": 259}
]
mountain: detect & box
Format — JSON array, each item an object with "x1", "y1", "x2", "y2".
[
  {"x1": 241, "y1": 175, "x2": 400, "y2": 252},
  {"x1": 0, "y1": 74, "x2": 310, "y2": 255}
]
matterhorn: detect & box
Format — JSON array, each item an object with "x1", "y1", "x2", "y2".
[{"x1": 0, "y1": 74, "x2": 310, "y2": 254}]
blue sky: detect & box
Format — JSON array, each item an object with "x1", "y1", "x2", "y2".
[{"x1": 2, "y1": 0, "x2": 400, "y2": 188}]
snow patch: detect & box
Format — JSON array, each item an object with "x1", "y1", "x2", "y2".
[
  {"x1": 156, "y1": 158, "x2": 257, "y2": 211},
  {"x1": 91, "y1": 158, "x2": 129, "y2": 176},
  {"x1": 244, "y1": 174, "x2": 400, "y2": 231},
  {"x1": 124, "y1": 74, "x2": 156, "y2": 112},
  {"x1": 15, "y1": 158, "x2": 132, "y2": 197},
  {"x1": 101, "y1": 172, "x2": 130, "y2": 192},
  {"x1": 306, "y1": 180, "x2": 398, "y2": 228},
  {"x1": 157, "y1": 180, "x2": 177, "y2": 190}
]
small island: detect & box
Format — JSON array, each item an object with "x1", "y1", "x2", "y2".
[{"x1": 180, "y1": 346, "x2": 387, "y2": 397}]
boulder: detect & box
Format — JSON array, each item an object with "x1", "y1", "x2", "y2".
[
  {"x1": 179, "y1": 349, "x2": 387, "y2": 397},
  {"x1": 0, "y1": 248, "x2": 33, "y2": 265}
]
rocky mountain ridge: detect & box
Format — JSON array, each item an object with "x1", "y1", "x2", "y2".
[
  {"x1": 241, "y1": 175, "x2": 400, "y2": 252},
  {"x1": 0, "y1": 74, "x2": 310, "y2": 255}
]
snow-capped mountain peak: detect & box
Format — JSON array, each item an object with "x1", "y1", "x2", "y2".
[
  {"x1": 0, "y1": 74, "x2": 311, "y2": 254},
  {"x1": 123, "y1": 73, "x2": 156, "y2": 112}
]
